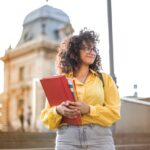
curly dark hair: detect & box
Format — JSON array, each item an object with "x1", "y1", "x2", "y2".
[{"x1": 56, "y1": 28, "x2": 102, "y2": 74}]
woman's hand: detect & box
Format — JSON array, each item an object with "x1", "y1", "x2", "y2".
[
  {"x1": 67, "y1": 101, "x2": 90, "y2": 115},
  {"x1": 56, "y1": 101, "x2": 80, "y2": 118}
]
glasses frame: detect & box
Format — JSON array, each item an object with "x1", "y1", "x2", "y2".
[{"x1": 81, "y1": 46, "x2": 97, "y2": 53}]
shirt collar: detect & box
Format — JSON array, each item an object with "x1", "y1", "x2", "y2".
[
  {"x1": 66, "y1": 69, "x2": 98, "y2": 78},
  {"x1": 89, "y1": 69, "x2": 98, "y2": 76}
]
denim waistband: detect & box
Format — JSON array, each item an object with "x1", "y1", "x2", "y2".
[{"x1": 59, "y1": 123, "x2": 108, "y2": 129}]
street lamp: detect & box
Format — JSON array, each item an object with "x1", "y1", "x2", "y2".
[
  {"x1": 107, "y1": 0, "x2": 117, "y2": 134},
  {"x1": 107, "y1": 0, "x2": 117, "y2": 84}
]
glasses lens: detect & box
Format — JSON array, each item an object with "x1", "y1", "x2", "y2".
[
  {"x1": 85, "y1": 47, "x2": 91, "y2": 53},
  {"x1": 86, "y1": 47, "x2": 96, "y2": 53},
  {"x1": 81, "y1": 45, "x2": 97, "y2": 53}
]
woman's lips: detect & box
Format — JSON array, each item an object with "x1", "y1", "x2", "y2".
[{"x1": 87, "y1": 55, "x2": 96, "y2": 58}]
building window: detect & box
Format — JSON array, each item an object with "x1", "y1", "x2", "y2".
[
  {"x1": 19, "y1": 66, "x2": 24, "y2": 81},
  {"x1": 42, "y1": 23, "x2": 46, "y2": 35},
  {"x1": 54, "y1": 30, "x2": 59, "y2": 40},
  {"x1": 24, "y1": 32, "x2": 33, "y2": 42},
  {"x1": 18, "y1": 99, "x2": 24, "y2": 108}
]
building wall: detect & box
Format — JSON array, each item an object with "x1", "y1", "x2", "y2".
[
  {"x1": 115, "y1": 98, "x2": 150, "y2": 134},
  {"x1": 0, "y1": 94, "x2": 9, "y2": 131},
  {"x1": 0, "y1": 4, "x2": 74, "y2": 132},
  {"x1": 1, "y1": 43, "x2": 58, "y2": 131}
]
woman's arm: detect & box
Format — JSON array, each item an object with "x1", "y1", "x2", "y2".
[
  {"x1": 40, "y1": 100, "x2": 62, "y2": 129},
  {"x1": 88, "y1": 73, "x2": 121, "y2": 126},
  {"x1": 40, "y1": 100, "x2": 80, "y2": 129}
]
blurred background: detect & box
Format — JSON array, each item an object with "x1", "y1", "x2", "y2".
[{"x1": 0, "y1": 0, "x2": 149, "y2": 149}]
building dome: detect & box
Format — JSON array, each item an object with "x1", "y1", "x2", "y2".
[
  {"x1": 16, "y1": 5, "x2": 74, "y2": 47},
  {"x1": 23, "y1": 5, "x2": 70, "y2": 25}
]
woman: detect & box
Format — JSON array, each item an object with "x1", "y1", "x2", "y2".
[{"x1": 40, "y1": 28, "x2": 121, "y2": 150}]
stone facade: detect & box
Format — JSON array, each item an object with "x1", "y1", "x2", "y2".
[{"x1": 0, "y1": 5, "x2": 74, "y2": 132}]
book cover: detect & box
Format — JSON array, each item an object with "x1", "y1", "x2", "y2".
[{"x1": 40, "y1": 75, "x2": 81, "y2": 125}]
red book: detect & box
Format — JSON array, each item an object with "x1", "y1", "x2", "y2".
[{"x1": 40, "y1": 75, "x2": 81, "y2": 125}]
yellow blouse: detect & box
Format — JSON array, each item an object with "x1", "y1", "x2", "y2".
[{"x1": 40, "y1": 70, "x2": 121, "y2": 129}]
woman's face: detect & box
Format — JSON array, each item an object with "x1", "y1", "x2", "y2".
[{"x1": 80, "y1": 41, "x2": 97, "y2": 66}]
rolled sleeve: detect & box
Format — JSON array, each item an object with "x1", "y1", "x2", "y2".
[{"x1": 40, "y1": 103, "x2": 62, "y2": 129}]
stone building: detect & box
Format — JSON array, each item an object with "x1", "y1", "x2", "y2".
[{"x1": 0, "y1": 5, "x2": 74, "y2": 131}]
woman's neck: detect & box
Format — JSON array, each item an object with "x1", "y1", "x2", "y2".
[{"x1": 74, "y1": 65, "x2": 90, "y2": 83}]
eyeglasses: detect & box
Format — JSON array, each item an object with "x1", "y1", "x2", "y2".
[{"x1": 81, "y1": 46, "x2": 97, "y2": 53}]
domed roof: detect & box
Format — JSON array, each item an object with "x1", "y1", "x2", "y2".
[{"x1": 23, "y1": 5, "x2": 70, "y2": 25}]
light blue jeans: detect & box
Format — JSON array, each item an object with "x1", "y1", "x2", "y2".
[{"x1": 55, "y1": 124, "x2": 115, "y2": 150}]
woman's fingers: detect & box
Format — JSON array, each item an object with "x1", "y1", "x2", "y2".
[
  {"x1": 58, "y1": 101, "x2": 81, "y2": 117},
  {"x1": 64, "y1": 101, "x2": 77, "y2": 106},
  {"x1": 67, "y1": 105, "x2": 78, "y2": 109},
  {"x1": 63, "y1": 106, "x2": 80, "y2": 118}
]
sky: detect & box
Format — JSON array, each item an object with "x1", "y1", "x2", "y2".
[{"x1": 0, "y1": 0, "x2": 150, "y2": 97}]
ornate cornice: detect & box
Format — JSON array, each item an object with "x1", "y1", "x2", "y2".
[{"x1": 0, "y1": 36, "x2": 58, "y2": 62}]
